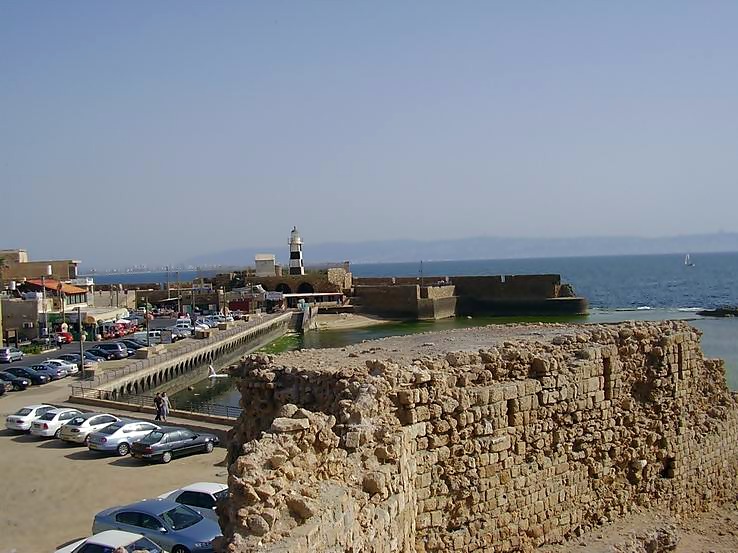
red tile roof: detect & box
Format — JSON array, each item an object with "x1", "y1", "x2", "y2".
[{"x1": 26, "y1": 279, "x2": 87, "y2": 295}]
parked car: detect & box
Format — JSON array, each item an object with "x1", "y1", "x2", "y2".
[
  {"x1": 44, "y1": 358, "x2": 80, "y2": 376},
  {"x1": 0, "y1": 382, "x2": 6, "y2": 396},
  {"x1": 0, "y1": 371, "x2": 31, "y2": 390},
  {"x1": 30, "y1": 408, "x2": 82, "y2": 438},
  {"x1": 119, "y1": 339, "x2": 145, "y2": 351},
  {"x1": 5, "y1": 404, "x2": 56, "y2": 431},
  {"x1": 59, "y1": 412, "x2": 120, "y2": 445},
  {"x1": 87, "y1": 347, "x2": 116, "y2": 361},
  {"x1": 158, "y1": 482, "x2": 228, "y2": 514},
  {"x1": 92, "y1": 499, "x2": 221, "y2": 553},
  {"x1": 0, "y1": 346, "x2": 24, "y2": 363},
  {"x1": 30, "y1": 363, "x2": 68, "y2": 380},
  {"x1": 131, "y1": 427, "x2": 219, "y2": 464},
  {"x1": 54, "y1": 529, "x2": 166, "y2": 553},
  {"x1": 88, "y1": 419, "x2": 161, "y2": 457},
  {"x1": 95, "y1": 342, "x2": 129, "y2": 359},
  {"x1": 59, "y1": 351, "x2": 105, "y2": 366},
  {"x1": 4, "y1": 366, "x2": 50, "y2": 385},
  {"x1": 133, "y1": 330, "x2": 165, "y2": 345}
]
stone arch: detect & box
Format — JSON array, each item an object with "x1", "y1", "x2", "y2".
[
  {"x1": 275, "y1": 282, "x2": 292, "y2": 294},
  {"x1": 297, "y1": 282, "x2": 315, "y2": 294}
]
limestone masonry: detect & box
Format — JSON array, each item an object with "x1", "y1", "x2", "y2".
[{"x1": 217, "y1": 321, "x2": 738, "y2": 552}]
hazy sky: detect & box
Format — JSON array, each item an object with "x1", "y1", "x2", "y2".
[{"x1": 2, "y1": 2, "x2": 737, "y2": 267}]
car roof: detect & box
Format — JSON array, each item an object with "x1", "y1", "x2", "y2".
[
  {"x1": 179, "y1": 482, "x2": 228, "y2": 494},
  {"x1": 47, "y1": 408, "x2": 80, "y2": 415},
  {"x1": 118, "y1": 498, "x2": 181, "y2": 515},
  {"x1": 83, "y1": 529, "x2": 145, "y2": 547}
]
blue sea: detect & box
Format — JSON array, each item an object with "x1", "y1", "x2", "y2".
[{"x1": 89, "y1": 252, "x2": 738, "y2": 310}]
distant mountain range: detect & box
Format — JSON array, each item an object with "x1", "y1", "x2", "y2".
[{"x1": 182, "y1": 232, "x2": 738, "y2": 267}]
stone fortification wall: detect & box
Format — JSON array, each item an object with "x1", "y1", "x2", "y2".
[{"x1": 218, "y1": 322, "x2": 738, "y2": 553}]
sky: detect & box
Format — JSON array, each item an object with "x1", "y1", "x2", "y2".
[{"x1": 2, "y1": 2, "x2": 738, "y2": 268}]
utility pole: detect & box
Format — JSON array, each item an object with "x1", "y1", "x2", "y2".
[
  {"x1": 77, "y1": 306, "x2": 85, "y2": 373},
  {"x1": 176, "y1": 271, "x2": 181, "y2": 314},
  {"x1": 420, "y1": 260, "x2": 424, "y2": 288},
  {"x1": 40, "y1": 264, "x2": 51, "y2": 342}
]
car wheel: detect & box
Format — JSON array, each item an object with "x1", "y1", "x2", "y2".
[
  {"x1": 117, "y1": 442, "x2": 130, "y2": 456},
  {"x1": 204, "y1": 441, "x2": 214, "y2": 453},
  {"x1": 172, "y1": 546, "x2": 190, "y2": 553},
  {"x1": 161, "y1": 451, "x2": 173, "y2": 464},
  {"x1": 54, "y1": 428, "x2": 61, "y2": 438},
  {"x1": 83, "y1": 435, "x2": 90, "y2": 446}
]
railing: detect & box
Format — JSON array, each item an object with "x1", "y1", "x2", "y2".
[
  {"x1": 69, "y1": 385, "x2": 243, "y2": 419},
  {"x1": 76, "y1": 312, "x2": 291, "y2": 389}
]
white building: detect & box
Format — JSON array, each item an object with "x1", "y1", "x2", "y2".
[{"x1": 255, "y1": 254, "x2": 277, "y2": 277}]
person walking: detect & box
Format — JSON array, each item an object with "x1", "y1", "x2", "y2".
[
  {"x1": 154, "y1": 393, "x2": 163, "y2": 421},
  {"x1": 161, "y1": 392, "x2": 171, "y2": 422}
]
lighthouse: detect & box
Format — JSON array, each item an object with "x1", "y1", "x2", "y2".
[{"x1": 288, "y1": 226, "x2": 305, "y2": 275}]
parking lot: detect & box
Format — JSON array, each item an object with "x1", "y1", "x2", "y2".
[{"x1": 0, "y1": 377, "x2": 228, "y2": 553}]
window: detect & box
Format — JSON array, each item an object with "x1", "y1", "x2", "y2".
[
  {"x1": 160, "y1": 505, "x2": 202, "y2": 530},
  {"x1": 177, "y1": 491, "x2": 214, "y2": 509},
  {"x1": 60, "y1": 412, "x2": 76, "y2": 420},
  {"x1": 115, "y1": 511, "x2": 140, "y2": 526},
  {"x1": 138, "y1": 514, "x2": 163, "y2": 530},
  {"x1": 180, "y1": 430, "x2": 196, "y2": 441}
]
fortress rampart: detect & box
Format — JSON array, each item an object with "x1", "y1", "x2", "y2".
[{"x1": 217, "y1": 321, "x2": 738, "y2": 552}]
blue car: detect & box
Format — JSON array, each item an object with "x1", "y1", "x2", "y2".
[{"x1": 92, "y1": 498, "x2": 222, "y2": 553}]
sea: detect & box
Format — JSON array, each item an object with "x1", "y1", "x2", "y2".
[{"x1": 164, "y1": 252, "x2": 738, "y2": 408}]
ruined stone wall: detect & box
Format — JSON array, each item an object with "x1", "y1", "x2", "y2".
[{"x1": 218, "y1": 322, "x2": 738, "y2": 553}]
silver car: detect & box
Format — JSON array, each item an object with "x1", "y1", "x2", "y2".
[
  {"x1": 59, "y1": 412, "x2": 120, "y2": 445},
  {"x1": 0, "y1": 347, "x2": 24, "y2": 363},
  {"x1": 88, "y1": 419, "x2": 160, "y2": 456}
]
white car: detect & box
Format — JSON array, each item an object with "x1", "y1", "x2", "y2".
[
  {"x1": 158, "y1": 482, "x2": 229, "y2": 515},
  {"x1": 5, "y1": 404, "x2": 56, "y2": 431},
  {"x1": 30, "y1": 408, "x2": 82, "y2": 438},
  {"x1": 58, "y1": 412, "x2": 120, "y2": 445},
  {"x1": 55, "y1": 529, "x2": 166, "y2": 553},
  {"x1": 44, "y1": 358, "x2": 80, "y2": 376}
]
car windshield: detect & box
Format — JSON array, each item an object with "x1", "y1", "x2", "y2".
[
  {"x1": 15, "y1": 408, "x2": 32, "y2": 416},
  {"x1": 100, "y1": 423, "x2": 123, "y2": 435},
  {"x1": 126, "y1": 537, "x2": 163, "y2": 552},
  {"x1": 67, "y1": 416, "x2": 86, "y2": 426},
  {"x1": 214, "y1": 488, "x2": 230, "y2": 501},
  {"x1": 140, "y1": 431, "x2": 164, "y2": 444},
  {"x1": 39, "y1": 412, "x2": 56, "y2": 421},
  {"x1": 160, "y1": 505, "x2": 202, "y2": 530}
]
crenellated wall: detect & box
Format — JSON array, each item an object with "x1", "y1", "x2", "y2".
[{"x1": 218, "y1": 321, "x2": 738, "y2": 553}]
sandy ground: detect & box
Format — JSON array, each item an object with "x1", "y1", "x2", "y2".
[
  {"x1": 0, "y1": 379, "x2": 228, "y2": 553},
  {"x1": 540, "y1": 502, "x2": 738, "y2": 552},
  {"x1": 314, "y1": 312, "x2": 393, "y2": 330}
]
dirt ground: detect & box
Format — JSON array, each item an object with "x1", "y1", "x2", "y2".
[
  {"x1": 0, "y1": 379, "x2": 228, "y2": 553},
  {"x1": 540, "y1": 502, "x2": 738, "y2": 552}
]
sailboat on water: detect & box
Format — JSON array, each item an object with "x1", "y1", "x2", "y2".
[{"x1": 684, "y1": 254, "x2": 695, "y2": 267}]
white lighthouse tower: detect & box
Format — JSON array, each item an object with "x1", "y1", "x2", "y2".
[{"x1": 288, "y1": 226, "x2": 305, "y2": 276}]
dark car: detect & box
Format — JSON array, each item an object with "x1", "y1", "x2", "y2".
[
  {"x1": 95, "y1": 342, "x2": 129, "y2": 359},
  {"x1": 0, "y1": 371, "x2": 31, "y2": 390},
  {"x1": 86, "y1": 347, "x2": 116, "y2": 361},
  {"x1": 0, "y1": 381, "x2": 6, "y2": 395},
  {"x1": 4, "y1": 366, "x2": 49, "y2": 385},
  {"x1": 119, "y1": 339, "x2": 145, "y2": 351},
  {"x1": 131, "y1": 427, "x2": 219, "y2": 464}
]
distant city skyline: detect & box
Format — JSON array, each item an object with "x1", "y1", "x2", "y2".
[{"x1": 3, "y1": 2, "x2": 738, "y2": 268}]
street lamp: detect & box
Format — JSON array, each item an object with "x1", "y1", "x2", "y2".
[{"x1": 40, "y1": 264, "x2": 52, "y2": 341}]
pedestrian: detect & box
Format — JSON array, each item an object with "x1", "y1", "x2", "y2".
[
  {"x1": 161, "y1": 392, "x2": 171, "y2": 422},
  {"x1": 154, "y1": 392, "x2": 163, "y2": 421}
]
